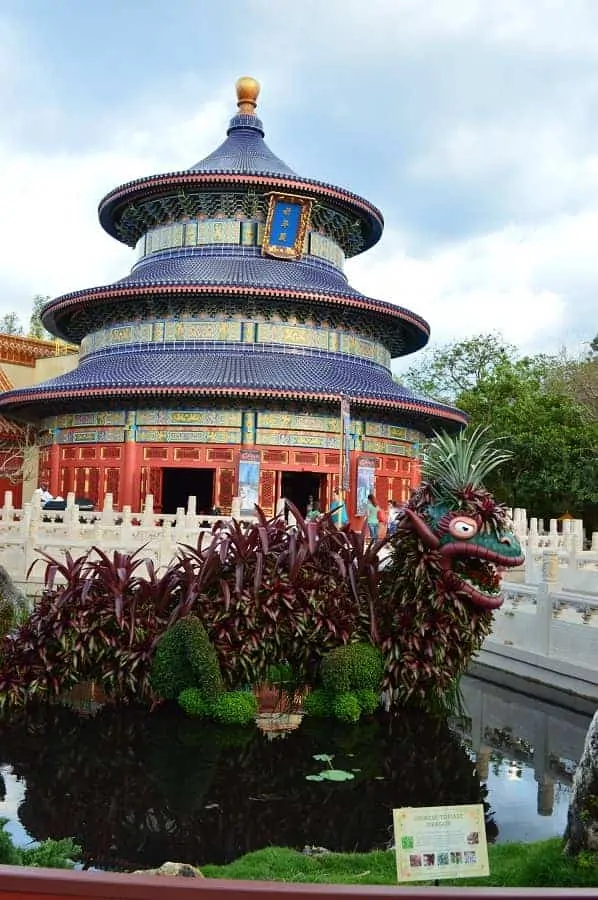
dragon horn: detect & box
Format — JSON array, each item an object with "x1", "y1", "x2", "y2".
[{"x1": 403, "y1": 508, "x2": 441, "y2": 549}]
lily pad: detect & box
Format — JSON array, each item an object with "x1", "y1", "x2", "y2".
[
  {"x1": 305, "y1": 774, "x2": 325, "y2": 782},
  {"x1": 313, "y1": 753, "x2": 334, "y2": 763},
  {"x1": 320, "y1": 769, "x2": 355, "y2": 782}
]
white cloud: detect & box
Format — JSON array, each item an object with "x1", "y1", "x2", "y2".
[
  {"x1": 0, "y1": 57, "x2": 230, "y2": 314},
  {"x1": 0, "y1": 0, "x2": 597, "y2": 364},
  {"x1": 346, "y1": 212, "x2": 598, "y2": 357}
]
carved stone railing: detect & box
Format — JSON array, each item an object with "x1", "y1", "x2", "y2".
[
  {"x1": 489, "y1": 581, "x2": 598, "y2": 670},
  {"x1": 0, "y1": 490, "x2": 255, "y2": 596}
]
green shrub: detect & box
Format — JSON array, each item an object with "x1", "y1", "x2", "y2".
[
  {"x1": 178, "y1": 687, "x2": 209, "y2": 717},
  {"x1": 320, "y1": 647, "x2": 352, "y2": 693},
  {"x1": 210, "y1": 690, "x2": 257, "y2": 725},
  {"x1": 150, "y1": 619, "x2": 195, "y2": 700},
  {"x1": 303, "y1": 688, "x2": 332, "y2": 718},
  {"x1": 332, "y1": 692, "x2": 361, "y2": 723},
  {"x1": 346, "y1": 643, "x2": 384, "y2": 690},
  {"x1": 355, "y1": 688, "x2": 379, "y2": 716},
  {"x1": 0, "y1": 599, "x2": 14, "y2": 638},
  {"x1": 266, "y1": 662, "x2": 295, "y2": 687},
  {"x1": 184, "y1": 617, "x2": 224, "y2": 702},
  {"x1": 320, "y1": 643, "x2": 384, "y2": 694},
  {"x1": 0, "y1": 818, "x2": 79, "y2": 868},
  {"x1": 150, "y1": 616, "x2": 224, "y2": 701}
]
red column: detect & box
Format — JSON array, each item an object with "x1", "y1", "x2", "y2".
[
  {"x1": 49, "y1": 440, "x2": 60, "y2": 498},
  {"x1": 120, "y1": 413, "x2": 138, "y2": 510}
]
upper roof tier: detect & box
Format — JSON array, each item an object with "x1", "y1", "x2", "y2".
[{"x1": 98, "y1": 77, "x2": 384, "y2": 255}]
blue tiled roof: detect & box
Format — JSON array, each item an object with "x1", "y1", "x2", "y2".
[
  {"x1": 1, "y1": 347, "x2": 461, "y2": 420},
  {"x1": 123, "y1": 249, "x2": 351, "y2": 292},
  {"x1": 190, "y1": 114, "x2": 296, "y2": 176}
]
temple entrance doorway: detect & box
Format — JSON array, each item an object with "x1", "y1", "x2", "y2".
[
  {"x1": 161, "y1": 467, "x2": 215, "y2": 515},
  {"x1": 280, "y1": 471, "x2": 325, "y2": 518}
]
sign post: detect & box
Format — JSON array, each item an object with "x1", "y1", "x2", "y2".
[
  {"x1": 340, "y1": 396, "x2": 351, "y2": 494},
  {"x1": 393, "y1": 804, "x2": 489, "y2": 883}
]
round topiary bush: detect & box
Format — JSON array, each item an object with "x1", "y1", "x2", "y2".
[
  {"x1": 354, "y1": 688, "x2": 379, "y2": 716},
  {"x1": 177, "y1": 687, "x2": 209, "y2": 718},
  {"x1": 320, "y1": 642, "x2": 384, "y2": 694},
  {"x1": 332, "y1": 692, "x2": 361, "y2": 723},
  {"x1": 150, "y1": 616, "x2": 224, "y2": 701},
  {"x1": 209, "y1": 690, "x2": 258, "y2": 725},
  {"x1": 302, "y1": 688, "x2": 332, "y2": 718},
  {"x1": 320, "y1": 646, "x2": 352, "y2": 693},
  {"x1": 346, "y1": 643, "x2": 384, "y2": 691}
]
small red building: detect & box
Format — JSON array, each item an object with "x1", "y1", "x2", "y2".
[{"x1": 0, "y1": 78, "x2": 465, "y2": 517}]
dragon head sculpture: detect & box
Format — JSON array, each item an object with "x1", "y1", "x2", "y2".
[
  {"x1": 403, "y1": 492, "x2": 524, "y2": 611},
  {"x1": 378, "y1": 427, "x2": 524, "y2": 710}
]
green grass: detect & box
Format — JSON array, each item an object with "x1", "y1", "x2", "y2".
[{"x1": 201, "y1": 840, "x2": 598, "y2": 887}]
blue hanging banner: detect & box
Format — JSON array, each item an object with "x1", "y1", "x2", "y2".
[{"x1": 262, "y1": 192, "x2": 313, "y2": 260}]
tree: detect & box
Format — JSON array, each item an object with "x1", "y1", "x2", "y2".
[
  {"x1": 29, "y1": 295, "x2": 51, "y2": 340},
  {"x1": 458, "y1": 356, "x2": 598, "y2": 518},
  {"x1": 404, "y1": 334, "x2": 598, "y2": 524},
  {"x1": 0, "y1": 313, "x2": 23, "y2": 336},
  {"x1": 401, "y1": 333, "x2": 515, "y2": 403},
  {"x1": 0, "y1": 422, "x2": 38, "y2": 485}
]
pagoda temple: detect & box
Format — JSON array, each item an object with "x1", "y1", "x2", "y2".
[{"x1": 0, "y1": 78, "x2": 465, "y2": 517}]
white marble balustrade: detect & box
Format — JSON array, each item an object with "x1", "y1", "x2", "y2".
[{"x1": 0, "y1": 490, "x2": 255, "y2": 597}]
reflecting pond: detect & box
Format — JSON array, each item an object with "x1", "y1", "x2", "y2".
[{"x1": 0, "y1": 675, "x2": 591, "y2": 870}]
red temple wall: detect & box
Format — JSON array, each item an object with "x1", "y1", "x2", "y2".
[{"x1": 40, "y1": 441, "x2": 421, "y2": 516}]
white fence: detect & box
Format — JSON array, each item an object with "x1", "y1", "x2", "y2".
[
  {"x1": 507, "y1": 508, "x2": 598, "y2": 594},
  {"x1": 490, "y1": 581, "x2": 598, "y2": 668},
  {"x1": 0, "y1": 490, "x2": 254, "y2": 595}
]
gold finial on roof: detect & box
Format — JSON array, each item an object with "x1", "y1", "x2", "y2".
[{"x1": 235, "y1": 76, "x2": 260, "y2": 115}]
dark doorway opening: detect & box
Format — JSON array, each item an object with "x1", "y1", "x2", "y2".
[
  {"x1": 161, "y1": 468, "x2": 215, "y2": 515},
  {"x1": 280, "y1": 471, "x2": 324, "y2": 518}
]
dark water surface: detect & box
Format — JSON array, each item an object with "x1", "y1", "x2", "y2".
[{"x1": 0, "y1": 676, "x2": 591, "y2": 870}]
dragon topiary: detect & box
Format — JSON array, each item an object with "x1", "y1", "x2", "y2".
[{"x1": 378, "y1": 427, "x2": 524, "y2": 712}]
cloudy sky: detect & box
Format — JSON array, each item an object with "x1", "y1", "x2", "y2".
[{"x1": 1, "y1": 0, "x2": 597, "y2": 364}]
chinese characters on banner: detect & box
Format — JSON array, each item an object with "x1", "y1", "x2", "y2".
[
  {"x1": 262, "y1": 193, "x2": 313, "y2": 259},
  {"x1": 393, "y1": 804, "x2": 490, "y2": 882}
]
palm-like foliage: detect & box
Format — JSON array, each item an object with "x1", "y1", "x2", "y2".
[{"x1": 422, "y1": 426, "x2": 511, "y2": 501}]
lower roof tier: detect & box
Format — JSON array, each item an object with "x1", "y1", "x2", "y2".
[{"x1": 0, "y1": 347, "x2": 466, "y2": 432}]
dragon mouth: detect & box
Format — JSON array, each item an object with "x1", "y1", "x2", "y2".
[{"x1": 441, "y1": 546, "x2": 525, "y2": 611}]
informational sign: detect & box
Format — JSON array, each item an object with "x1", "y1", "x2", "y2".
[
  {"x1": 393, "y1": 804, "x2": 489, "y2": 883},
  {"x1": 356, "y1": 457, "x2": 376, "y2": 516},
  {"x1": 262, "y1": 192, "x2": 312, "y2": 260},
  {"x1": 238, "y1": 451, "x2": 261, "y2": 516}
]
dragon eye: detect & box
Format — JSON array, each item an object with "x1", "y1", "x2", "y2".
[{"x1": 448, "y1": 516, "x2": 479, "y2": 539}]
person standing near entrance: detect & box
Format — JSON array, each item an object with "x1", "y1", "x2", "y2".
[
  {"x1": 330, "y1": 489, "x2": 348, "y2": 528},
  {"x1": 366, "y1": 493, "x2": 380, "y2": 541}
]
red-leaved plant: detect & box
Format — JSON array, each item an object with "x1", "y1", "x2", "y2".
[{"x1": 0, "y1": 504, "x2": 384, "y2": 709}]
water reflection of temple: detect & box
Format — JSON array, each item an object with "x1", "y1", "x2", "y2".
[{"x1": 457, "y1": 678, "x2": 590, "y2": 818}]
